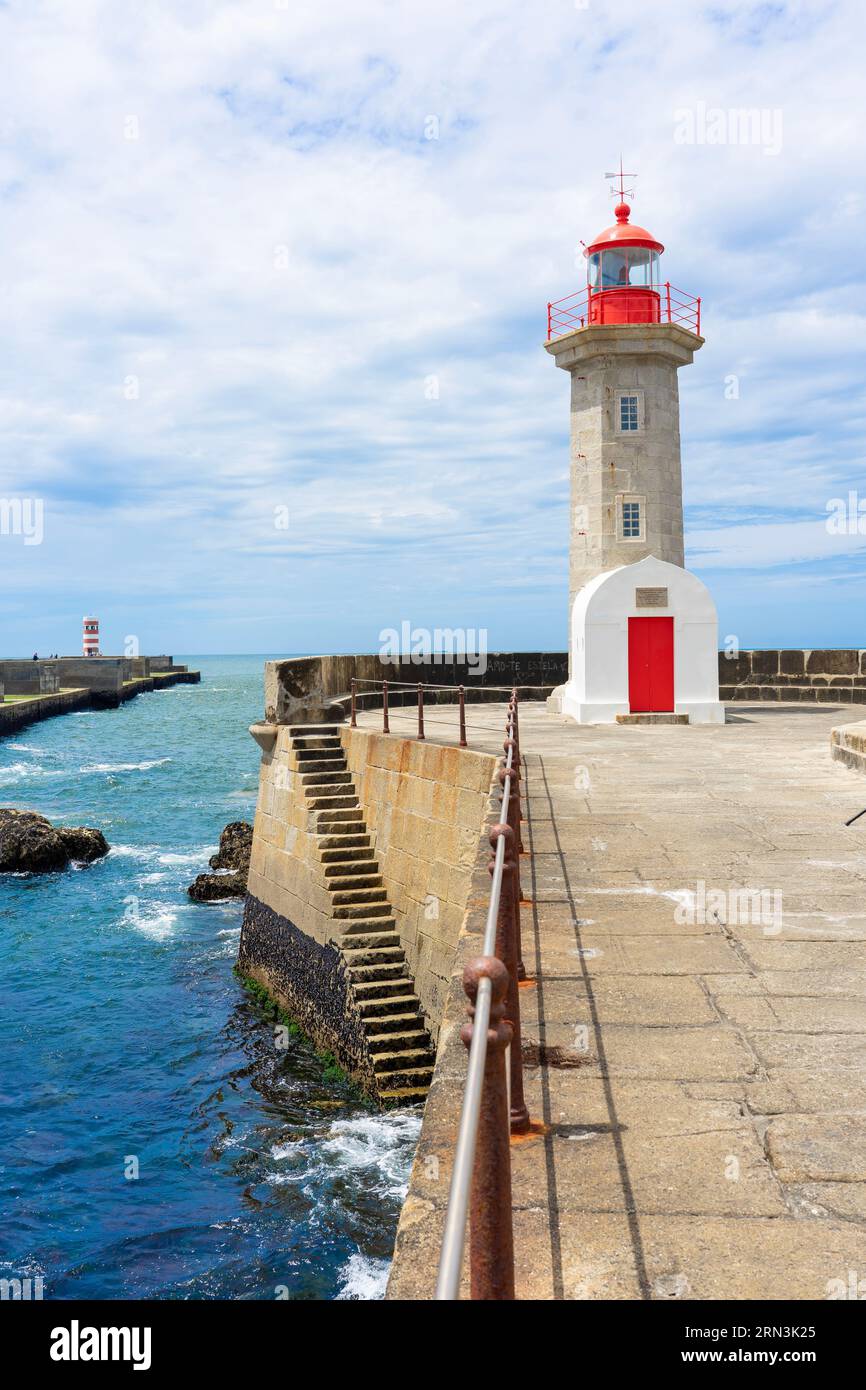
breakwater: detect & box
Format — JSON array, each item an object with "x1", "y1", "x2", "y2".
[{"x1": 0, "y1": 657, "x2": 200, "y2": 736}]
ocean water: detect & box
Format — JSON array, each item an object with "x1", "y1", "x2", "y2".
[{"x1": 0, "y1": 656, "x2": 420, "y2": 1300}]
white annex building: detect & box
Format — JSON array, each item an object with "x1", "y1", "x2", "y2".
[{"x1": 544, "y1": 173, "x2": 724, "y2": 726}]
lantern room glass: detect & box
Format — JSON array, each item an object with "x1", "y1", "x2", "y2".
[{"x1": 588, "y1": 248, "x2": 659, "y2": 291}]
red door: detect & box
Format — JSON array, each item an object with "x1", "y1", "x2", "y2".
[{"x1": 628, "y1": 617, "x2": 674, "y2": 713}]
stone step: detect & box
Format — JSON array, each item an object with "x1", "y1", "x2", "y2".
[
  {"x1": 301, "y1": 770, "x2": 353, "y2": 787},
  {"x1": 342, "y1": 944, "x2": 405, "y2": 968},
  {"x1": 339, "y1": 915, "x2": 396, "y2": 935},
  {"x1": 322, "y1": 857, "x2": 379, "y2": 877},
  {"x1": 367, "y1": 1029, "x2": 430, "y2": 1054},
  {"x1": 354, "y1": 978, "x2": 419, "y2": 1000},
  {"x1": 339, "y1": 930, "x2": 400, "y2": 952},
  {"x1": 377, "y1": 1085, "x2": 430, "y2": 1104},
  {"x1": 313, "y1": 808, "x2": 363, "y2": 825},
  {"x1": 328, "y1": 872, "x2": 383, "y2": 892},
  {"x1": 295, "y1": 748, "x2": 345, "y2": 763},
  {"x1": 288, "y1": 724, "x2": 342, "y2": 734},
  {"x1": 376, "y1": 1064, "x2": 434, "y2": 1091},
  {"x1": 320, "y1": 845, "x2": 375, "y2": 864},
  {"x1": 373, "y1": 1049, "x2": 434, "y2": 1075},
  {"x1": 315, "y1": 824, "x2": 365, "y2": 840},
  {"x1": 360, "y1": 1010, "x2": 422, "y2": 1035},
  {"x1": 291, "y1": 734, "x2": 342, "y2": 749},
  {"x1": 307, "y1": 794, "x2": 359, "y2": 811},
  {"x1": 318, "y1": 831, "x2": 369, "y2": 848},
  {"x1": 332, "y1": 885, "x2": 389, "y2": 905},
  {"x1": 615, "y1": 712, "x2": 689, "y2": 726},
  {"x1": 348, "y1": 960, "x2": 407, "y2": 985},
  {"x1": 334, "y1": 901, "x2": 392, "y2": 920},
  {"x1": 356, "y1": 992, "x2": 420, "y2": 1016}
]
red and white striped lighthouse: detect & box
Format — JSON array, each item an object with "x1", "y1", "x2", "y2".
[{"x1": 82, "y1": 616, "x2": 100, "y2": 657}]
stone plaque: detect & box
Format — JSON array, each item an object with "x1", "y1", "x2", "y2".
[{"x1": 636, "y1": 586, "x2": 668, "y2": 608}]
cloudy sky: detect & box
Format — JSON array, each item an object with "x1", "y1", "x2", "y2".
[{"x1": 0, "y1": 0, "x2": 863, "y2": 657}]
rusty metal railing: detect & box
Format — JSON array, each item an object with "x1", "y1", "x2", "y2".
[
  {"x1": 350, "y1": 677, "x2": 530, "y2": 749},
  {"x1": 434, "y1": 689, "x2": 529, "y2": 1300}
]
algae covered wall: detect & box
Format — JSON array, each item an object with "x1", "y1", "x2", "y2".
[
  {"x1": 340, "y1": 728, "x2": 495, "y2": 1039},
  {"x1": 239, "y1": 725, "x2": 377, "y2": 1090},
  {"x1": 239, "y1": 723, "x2": 496, "y2": 1086}
]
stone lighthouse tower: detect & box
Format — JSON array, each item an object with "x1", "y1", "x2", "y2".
[{"x1": 546, "y1": 174, "x2": 723, "y2": 725}]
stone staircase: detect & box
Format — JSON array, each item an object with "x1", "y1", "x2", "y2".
[{"x1": 290, "y1": 725, "x2": 435, "y2": 1104}]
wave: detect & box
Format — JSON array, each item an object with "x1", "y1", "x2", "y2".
[
  {"x1": 79, "y1": 758, "x2": 172, "y2": 774},
  {"x1": 335, "y1": 1252, "x2": 390, "y2": 1301},
  {"x1": 319, "y1": 1109, "x2": 422, "y2": 1200},
  {"x1": 0, "y1": 762, "x2": 65, "y2": 785},
  {"x1": 109, "y1": 844, "x2": 157, "y2": 862},
  {"x1": 157, "y1": 847, "x2": 214, "y2": 866},
  {"x1": 118, "y1": 898, "x2": 178, "y2": 940}
]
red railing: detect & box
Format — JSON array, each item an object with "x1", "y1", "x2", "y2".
[{"x1": 547, "y1": 282, "x2": 701, "y2": 339}]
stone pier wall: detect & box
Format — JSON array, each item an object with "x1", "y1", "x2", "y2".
[
  {"x1": 263, "y1": 653, "x2": 568, "y2": 725},
  {"x1": 340, "y1": 729, "x2": 495, "y2": 1038},
  {"x1": 238, "y1": 724, "x2": 495, "y2": 1084},
  {"x1": 259, "y1": 651, "x2": 866, "y2": 727},
  {"x1": 719, "y1": 650, "x2": 866, "y2": 704}
]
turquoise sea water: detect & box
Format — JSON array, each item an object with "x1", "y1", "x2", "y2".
[{"x1": 0, "y1": 656, "x2": 419, "y2": 1300}]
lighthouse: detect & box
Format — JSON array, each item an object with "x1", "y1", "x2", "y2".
[
  {"x1": 545, "y1": 172, "x2": 724, "y2": 725},
  {"x1": 82, "y1": 616, "x2": 100, "y2": 657}
]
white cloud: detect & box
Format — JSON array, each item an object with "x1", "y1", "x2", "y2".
[{"x1": 0, "y1": 0, "x2": 864, "y2": 653}]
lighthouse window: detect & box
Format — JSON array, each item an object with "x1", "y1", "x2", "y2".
[
  {"x1": 618, "y1": 495, "x2": 645, "y2": 542},
  {"x1": 622, "y1": 505, "x2": 644, "y2": 536},
  {"x1": 620, "y1": 395, "x2": 639, "y2": 431}
]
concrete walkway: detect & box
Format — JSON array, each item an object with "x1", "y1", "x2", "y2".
[{"x1": 371, "y1": 701, "x2": 866, "y2": 1300}]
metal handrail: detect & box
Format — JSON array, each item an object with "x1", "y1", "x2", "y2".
[
  {"x1": 435, "y1": 743, "x2": 512, "y2": 1300},
  {"x1": 434, "y1": 690, "x2": 529, "y2": 1300}
]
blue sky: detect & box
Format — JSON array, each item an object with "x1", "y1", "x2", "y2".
[{"x1": 0, "y1": 0, "x2": 864, "y2": 657}]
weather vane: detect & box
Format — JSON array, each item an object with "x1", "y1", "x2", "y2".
[{"x1": 604, "y1": 157, "x2": 636, "y2": 203}]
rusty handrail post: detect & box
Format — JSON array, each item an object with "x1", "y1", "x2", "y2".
[
  {"x1": 382, "y1": 680, "x2": 389, "y2": 734},
  {"x1": 461, "y1": 957, "x2": 515, "y2": 1300},
  {"x1": 350, "y1": 677, "x2": 357, "y2": 728},
  {"x1": 417, "y1": 681, "x2": 425, "y2": 740},
  {"x1": 459, "y1": 685, "x2": 467, "y2": 748},
  {"x1": 489, "y1": 822, "x2": 530, "y2": 1135},
  {"x1": 511, "y1": 690, "x2": 524, "y2": 853}
]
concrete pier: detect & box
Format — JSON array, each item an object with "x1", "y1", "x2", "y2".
[
  {"x1": 381, "y1": 701, "x2": 866, "y2": 1300},
  {"x1": 0, "y1": 657, "x2": 200, "y2": 736}
]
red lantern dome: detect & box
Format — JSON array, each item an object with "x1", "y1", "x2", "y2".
[
  {"x1": 546, "y1": 171, "x2": 702, "y2": 340},
  {"x1": 583, "y1": 200, "x2": 664, "y2": 325}
]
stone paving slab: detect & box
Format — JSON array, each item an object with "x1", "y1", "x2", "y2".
[{"x1": 384, "y1": 702, "x2": 866, "y2": 1301}]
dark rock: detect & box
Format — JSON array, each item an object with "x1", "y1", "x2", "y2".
[
  {"x1": 208, "y1": 821, "x2": 253, "y2": 873},
  {"x1": 57, "y1": 826, "x2": 110, "y2": 862},
  {"x1": 0, "y1": 808, "x2": 110, "y2": 874},
  {"x1": 189, "y1": 820, "x2": 252, "y2": 902},
  {"x1": 188, "y1": 870, "x2": 247, "y2": 902}
]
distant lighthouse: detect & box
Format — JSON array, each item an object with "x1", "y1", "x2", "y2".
[
  {"x1": 545, "y1": 168, "x2": 723, "y2": 725},
  {"x1": 82, "y1": 616, "x2": 100, "y2": 657}
]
